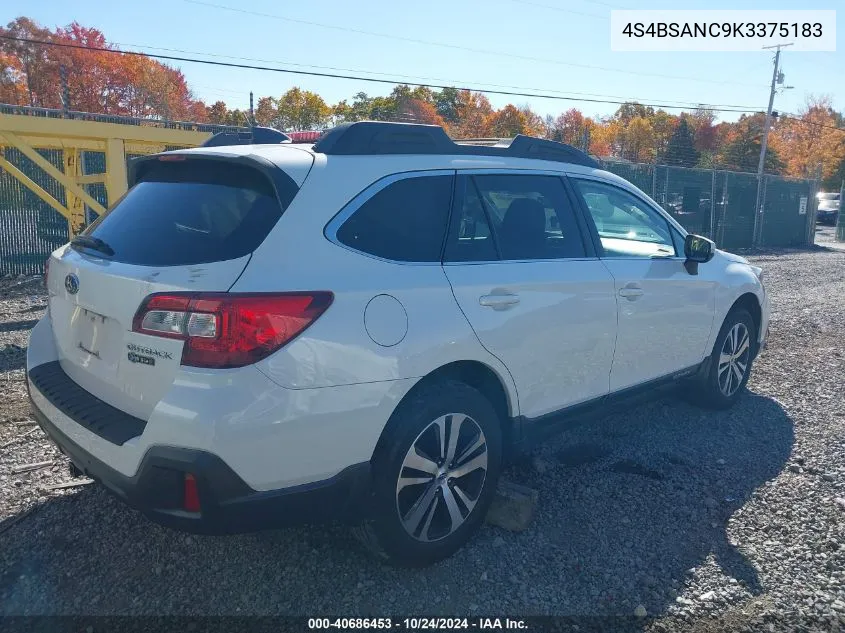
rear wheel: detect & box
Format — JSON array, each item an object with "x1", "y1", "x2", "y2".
[
  {"x1": 356, "y1": 381, "x2": 502, "y2": 566},
  {"x1": 686, "y1": 308, "x2": 756, "y2": 409}
]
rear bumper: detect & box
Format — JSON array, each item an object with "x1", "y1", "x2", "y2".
[{"x1": 29, "y1": 390, "x2": 372, "y2": 533}]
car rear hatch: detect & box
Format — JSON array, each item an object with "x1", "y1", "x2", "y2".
[{"x1": 44, "y1": 149, "x2": 313, "y2": 421}]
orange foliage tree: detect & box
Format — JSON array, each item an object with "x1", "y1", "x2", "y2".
[{"x1": 0, "y1": 17, "x2": 207, "y2": 121}]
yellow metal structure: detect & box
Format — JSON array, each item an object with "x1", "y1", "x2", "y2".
[{"x1": 0, "y1": 112, "x2": 212, "y2": 238}]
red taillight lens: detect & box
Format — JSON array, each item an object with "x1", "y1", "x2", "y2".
[
  {"x1": 183, "y1": 473, "x2": 201, "y2": 513},
  {"x1": 132, "y1": 292, "x2": 333, "y2": 369}
]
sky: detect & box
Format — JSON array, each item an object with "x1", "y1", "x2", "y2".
[{"x1": 5, "y1": 0, "x2": 843, "y2": 124}]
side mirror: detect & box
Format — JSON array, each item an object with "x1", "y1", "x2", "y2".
[{"x1": 683, "y1": 234, "x2": 715, "y2": 274}]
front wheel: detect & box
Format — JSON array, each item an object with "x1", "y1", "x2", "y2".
[
  {"x1": 356, "y1": 380, "x2": 503, "y2": 567},
  {"x1": 686, "y1": 308, "x2": 757, "y2": 409}
]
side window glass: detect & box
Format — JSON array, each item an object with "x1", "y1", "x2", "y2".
[
  {"x1": 471, "y1": 174, "x2": 586, "y2": 260},
  {"x1": 572, "y1": 179, "x2": 676, "y2": 258},
  {"x1": 335, "y1": 175, "x2": 452, "y2": 262},
  {"x1": 444, "y1": 178, "x2": 498, "y2": 262}
]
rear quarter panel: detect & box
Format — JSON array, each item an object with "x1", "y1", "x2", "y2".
[{"x1": 231, "y1": 156, "x2": 521, "y2": 415}]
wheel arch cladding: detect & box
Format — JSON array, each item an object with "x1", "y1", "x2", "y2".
[
  {"x1": 371, "y1": 361, "x2": 515, "y2": 463},
  {"x1": 730, "y1": 292, "x2": 762, "y2": 342}
]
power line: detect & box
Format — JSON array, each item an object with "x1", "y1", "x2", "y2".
[
  {"x1": 110, "y1": 39, "x2": 765, "y2": 111},
  {"x1": 181, "y1": 0, "x2": 769, "y2": 89},
  {"x1": 0, "y1": 35, "x2": 766, "y2": 114}
]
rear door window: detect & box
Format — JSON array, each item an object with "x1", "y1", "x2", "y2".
[
  {"x1": 80, "y1": 160, "x2": 291, "y2": 266},
  {"x1": 335, "y1": 174, "x2": 453, "y2": 262},
  {"x1": 470, "y1": 174, "x2": 586, "y2": 260}
]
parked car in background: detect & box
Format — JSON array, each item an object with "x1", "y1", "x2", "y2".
[
  {"x1": 28, "y1": 122, "x2": 769, "y2": 566},
  {"x1": 816, "y1": 191, "x2": 840, "y2": 225}
]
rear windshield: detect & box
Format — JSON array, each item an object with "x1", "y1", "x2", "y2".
[{"x1": 80, "y1": 160, "x2": 291, "y2": 266}]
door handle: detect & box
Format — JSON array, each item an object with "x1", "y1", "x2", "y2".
[
  {"x1": 479, "y1": 294, "x2": 520, "y2": 309},
  {"x1": 618, "y1": 284, "x2": 644, "y2": 300}
]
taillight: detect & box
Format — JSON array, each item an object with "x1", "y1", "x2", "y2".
[
  {"x1": 183, "y1": 473, "x2": 201, "y2": 513},
  {"x1": 132, "y1": 292, "x2": 333, "y2": 369}
]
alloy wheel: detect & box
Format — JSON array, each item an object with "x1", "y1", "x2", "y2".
[
  {"x1": 718, "y1": 322, "x2": 751, "y2": 397},
  {"x1": 395, "y1": 413, "x2": 488, "y2": 542}
]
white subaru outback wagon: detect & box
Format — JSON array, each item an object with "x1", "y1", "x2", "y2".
[{"x1": 28, "y1": 121, "x2": 769, "y2": 566}]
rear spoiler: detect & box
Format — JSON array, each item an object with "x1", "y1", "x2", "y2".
[
  {"x1": 201, "y1": 126, "x2": 292, "y2": 147},
  {"x1": 126, "y1": 152, "x2": 301, "y2": 208}
]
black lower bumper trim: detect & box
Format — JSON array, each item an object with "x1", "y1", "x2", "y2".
[
  {"x1": 29, "y1": 387, "x2": 373, "y2": 534},
  {"x1": 28, "y1": 361, "x2": 146, "y2": 445}
]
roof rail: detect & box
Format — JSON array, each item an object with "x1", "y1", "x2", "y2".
[
  {"x1": 201, "y1": 126, "x2": 292, "y2": 147},
  {"x1": 311, "y1": 121, "x2": 599, "y2": 168}
]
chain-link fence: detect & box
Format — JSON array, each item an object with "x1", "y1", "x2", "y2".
[{"x1": 600, "y1": 160, "x2": 818, "y2": 251}]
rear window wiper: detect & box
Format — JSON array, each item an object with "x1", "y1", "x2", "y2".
[{"x1": 70, "y1": 235, "x2": 115, "y2": 257}]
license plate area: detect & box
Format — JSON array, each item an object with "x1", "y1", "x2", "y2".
[{"x1": 72, "y1": 308, "x2": 119, "y2": 365}]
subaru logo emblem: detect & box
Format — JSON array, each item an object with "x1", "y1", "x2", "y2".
[{"x1": 64, "y1": 273, "x2": 79, "y2": 295}]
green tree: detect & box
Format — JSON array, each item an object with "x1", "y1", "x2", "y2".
[
  {"x1": 206, "y1": 100, "x2": 229, "y2": 125},
  {"x1": 615, "y1": 102, "x2": 655, "y2": 125},
  {"x1": 366, "y1": 95, "x2": 397, "y2": 121},
  {"x1": 276, "y1": 87, "x2": 331, "y2": 131},
  {"x1": 663, "y1": 116, "x2": 699, "y2": 167},
  {"x1": 434, "y1": 87, "x2": 460, "y2": 124}
]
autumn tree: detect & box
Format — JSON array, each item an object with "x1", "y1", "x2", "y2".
[
  {"x1": 398, "y1": 99, "x2": 444, "y2": 126},
  {"x1": 253, "y1": 96, "x2": 277, "y2": 127},
  {"x1": 0, "y1": 52, "x2": 27, "y2": 104},
  {"x1": 488, "y1": 104, "x2": 527, "y2": 137},
  {"x1": 452, "y1": 90, "x2": 493, "y2": 138},
  {"x1": 651, "y1": 110, "x2": 677, "y2": 160},
  {"x1": 719, "y1": 113, "x2": 785, "y2": 173},
  {"x1": 554, "y1": 108, "x2": 585, "y2": 145},
  {"x1": 518, "y1": 105, "x2": 546, "y2": 137},
  {"x1": 689, "y1": 107, "x2": 717, "y2": 155},
  {"x1": 0, "y1": 17, "x2": 208, "y2": 120},
  {"x1": 0, "y1": 17, "x2": 54, "y2": 107},
  {"x1": 589, "y1": 118, "x2": 620, "y2": 157},
  {"x1": 771, "y1": 97, "x2": 845, "y2": 184},
  {"x1": 621, "y1": 116, "x2": 655, "y2": 162}
]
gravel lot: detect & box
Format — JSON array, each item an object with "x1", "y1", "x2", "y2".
[{"x1": 1, "y1": 246, "x2": 844, "y2": 630}]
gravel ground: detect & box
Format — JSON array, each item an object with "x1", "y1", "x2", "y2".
[{"x1": 1, "y1": 247, "x2": 844, "y2": 631}]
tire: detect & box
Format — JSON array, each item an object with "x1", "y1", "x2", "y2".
[
  {"x1": 685, "y1": 308, "x2": 757, "y2": 410},
  {"x1": 356, "y1": 380, "x2": 503, "y2": 567}
]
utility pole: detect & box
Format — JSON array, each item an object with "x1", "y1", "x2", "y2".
[
  {"x1": 249, "y1": 91, "x2": 255, "y2": 127},
  {"x1": 753, "y1": 43, "x2": 793, "y2": 247}
]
